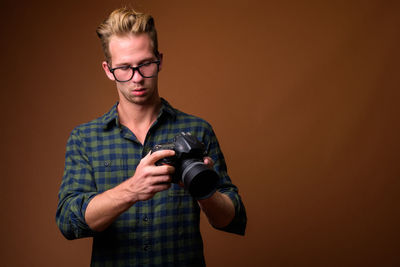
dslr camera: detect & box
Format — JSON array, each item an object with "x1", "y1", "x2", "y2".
[{"x1": 151, "y1": 132, "x2": 219, "y2": 199}]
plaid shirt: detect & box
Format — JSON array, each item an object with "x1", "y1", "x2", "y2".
[{"x1": 56, "y1": 98, "x2": 246, "y2": 266}]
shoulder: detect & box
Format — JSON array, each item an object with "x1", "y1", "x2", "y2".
[
  {"x1": 68, "y1": 104, "x2": 117, "y2": 140},
  {"x1": 165, "y1": 102, "x2": 218, "y2": 148},
  {"x1": 174, "y1": 107, "x2": 215, "y2": 139},
  {"x1": 164, "y1": 99, "x2": 214, "y2": 133},
  {"x1": 175, "y1": 109, "x2": 212, "y2": 129}
]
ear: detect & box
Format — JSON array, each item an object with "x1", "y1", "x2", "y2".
[
  {"x1": 102, "y1": 61, "x2": 115, "y2": 81},
  {"x1": 158, "y1": 53, "x2": 163, "y2": 72}
]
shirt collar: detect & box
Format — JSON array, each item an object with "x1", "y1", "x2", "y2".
[
  {"x1": 102, "y1": 98, "x2": 176, "y2": 130},
  {"x1": 159, "y1": 98, "x2": 177, "y2": 119}
]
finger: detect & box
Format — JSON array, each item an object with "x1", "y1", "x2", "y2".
[
  {"x1": 203, "y1": 157, "x2": 214, "y2": 168},
  {"x1": 152, "y1": 165, "x2": 175, "y2": 176},
  {"x1": 148, "y1": 150, "x2": 175, "y2": 165},
  {"x1": 150, "y1": 174, "x2": 172, "y2": 185},
  {"x1": 151, "y1": 182, "x2": 172, "y2": 192}
]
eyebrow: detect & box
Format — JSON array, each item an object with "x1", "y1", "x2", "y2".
[{"x1": 114, "y1": 57, "x2": 157, "y2": 67}]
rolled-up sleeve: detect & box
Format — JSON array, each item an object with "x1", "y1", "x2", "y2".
[
  {"x1": 56, "y1": 129, "x2": 97, "y2": 240},
  {"x1": 205, "y1": 127, "x2": 247, "y2": 236}
]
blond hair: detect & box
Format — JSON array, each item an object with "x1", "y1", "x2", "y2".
[{"x1": 96, "y1": 7, "x2": 159, "y2": 63}]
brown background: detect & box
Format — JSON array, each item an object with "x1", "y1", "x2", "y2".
[{"x1": 1, "y1": 0, "x2": 399, "y2": 266}]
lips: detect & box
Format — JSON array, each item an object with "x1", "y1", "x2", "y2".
[{"x1": 132, "y1": 88, "x2": 146, "y2": 96}]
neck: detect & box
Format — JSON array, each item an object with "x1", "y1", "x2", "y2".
[{"x1": 117, "y1": 97, "x2": 162, "y2": 129}]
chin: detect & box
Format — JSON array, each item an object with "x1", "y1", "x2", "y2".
[{"x1": 131, "y1": 95, "x2": 158, "y2": 106}]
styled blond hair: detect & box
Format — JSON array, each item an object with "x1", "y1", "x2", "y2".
[{"x1": 96, "y1": 7, "x2": 159, "y2": 63}]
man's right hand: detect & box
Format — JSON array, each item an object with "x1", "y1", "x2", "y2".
[
  {"x1": 85, "y1": 149, "x2": 175, "y2": 232},
  {"x1": 124, "y1": 150, "x2": 175, "y2": 202}
]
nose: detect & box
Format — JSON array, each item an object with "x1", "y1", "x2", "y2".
[{"x1": 132, "y1": 69, "x2": 144, "y2": 83}]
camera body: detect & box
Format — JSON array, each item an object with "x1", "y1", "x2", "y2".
[{"x1": 152, "y1": 132, "x2": 219, "y2": 199}]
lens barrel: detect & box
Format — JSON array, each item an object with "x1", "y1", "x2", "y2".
[{"x1": 181, "y1": 160, "x2": 219, "y2": 199}]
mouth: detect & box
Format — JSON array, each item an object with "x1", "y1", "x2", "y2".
[{"x1": 132, "y1": 88, "x2": 146, "y2": 96}]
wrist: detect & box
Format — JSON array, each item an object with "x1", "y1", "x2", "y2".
[
  {"x1": 197, "y1": 190, "x2": 218, "y2": 204},
  {"x1": 108, "y1": 181, "x2": 138, "y2": 208}
]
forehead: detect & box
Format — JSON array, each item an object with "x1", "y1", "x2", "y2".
[{"x1": 108, "y1": 33, "x2": 155, "y2": 65}]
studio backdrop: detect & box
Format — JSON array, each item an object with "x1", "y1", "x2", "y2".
[{"x1": 1, "y1": 0, "x2": 399, "y2": 266}]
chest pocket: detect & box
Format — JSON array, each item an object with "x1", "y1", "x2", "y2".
[{"x1": 93, "y1": 159, "x2": 128, "y2": 192}]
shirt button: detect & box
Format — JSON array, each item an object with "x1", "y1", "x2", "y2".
[
  {"x1": 144, "y1": 245, "x2": 151, "y2": 251},
  {"x1": 143, "y1": 216, "x2": 149, "y2": 222}
]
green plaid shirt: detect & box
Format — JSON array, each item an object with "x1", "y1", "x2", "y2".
[{"x1": 56, "y1": 98, "x2": 246, "y2": 266}]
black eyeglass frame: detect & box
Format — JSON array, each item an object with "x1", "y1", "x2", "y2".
[{"x1": 108, "y1": 60, "x2": 161, "y2": 82}]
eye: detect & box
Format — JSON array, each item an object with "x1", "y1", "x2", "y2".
[{"x1": 118, "y1": 65, "x2": 131, "y2": 70}]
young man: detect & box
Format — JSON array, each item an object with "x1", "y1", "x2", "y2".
[{"x1": 56, "y1": 8, "x2": 246, "y2": 266}]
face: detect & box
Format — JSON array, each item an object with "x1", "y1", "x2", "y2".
[{"x1": 102, "y1": 33, "x2": 162, "y2": 106}]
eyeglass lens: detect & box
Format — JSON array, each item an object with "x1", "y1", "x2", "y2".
[{"x1": 113, "y1": 62, "x2": 158, "y2": 81}]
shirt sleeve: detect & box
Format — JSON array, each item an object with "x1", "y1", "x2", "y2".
[
  {"x1": 204, "y1": 127, "x2": 247, "y2": 236},
  {"x1": 56, "y1": 128, "x2": 97, "y2": 240}
]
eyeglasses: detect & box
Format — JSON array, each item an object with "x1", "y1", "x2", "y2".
[{"x1": 108, "y1": 60, "x2": 160, "y2": 82}]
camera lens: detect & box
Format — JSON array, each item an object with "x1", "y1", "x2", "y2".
[{"x1": 181, "y1": 160, "x2": 219, "y2": 199}]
